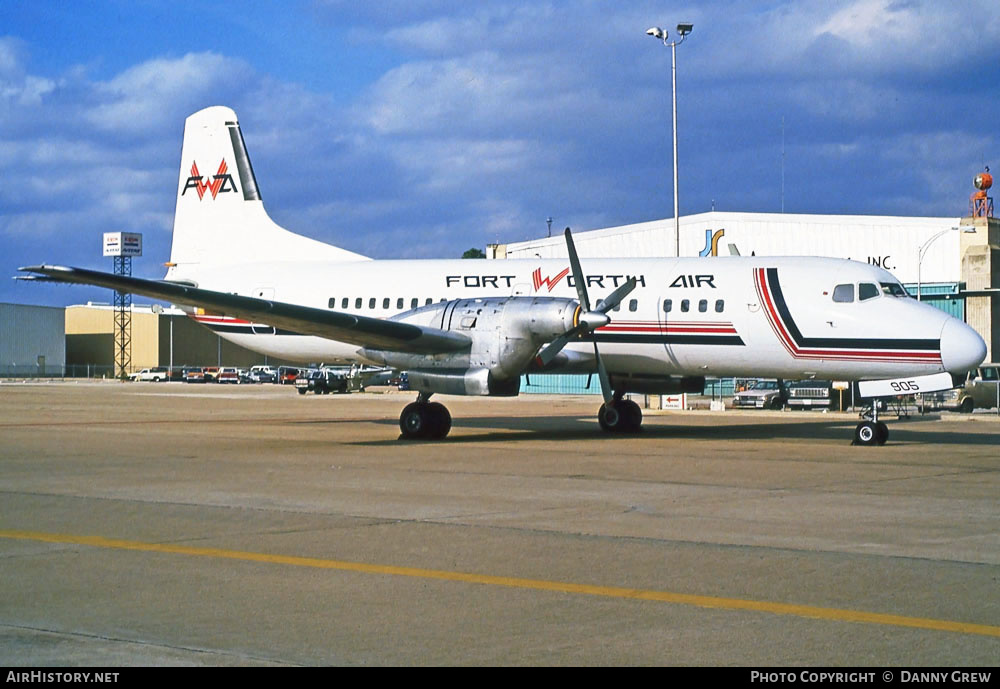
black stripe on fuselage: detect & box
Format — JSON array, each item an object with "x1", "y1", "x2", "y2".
[{"x1": 765, "y1": 268, "x2": 939, "y2": 351}]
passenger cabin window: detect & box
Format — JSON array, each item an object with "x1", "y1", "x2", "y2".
[
  {"x1": 663, "y1": 299, "x2": 672, "y2": 313},
  {"x1": 355, "y1": 298, "x2": 362, "y2": 309},
  {"x1": 681, "y1": 299, "x2": 690, "y2": 313},
  {"x1": 382, "y1": 298, "x2": 390, "y2": 309},
  {"x1": 698, "y1": 299, "x2": 708, "y2": 313},
  {"x1": 425, "y1": 298, "x2": 433, "y2": 305},
  {"x1": 628, "y1": 299, "x2": 638, "y2": 312},
  {"x1": 396, "y1": 298, "x2": 404, "y2": 309},
  {"x1": 411, "y1": 298, "x2": 419, "y2": 309},
  {"x1": 832, "y1": 284, "x2": 854, "y2": 303},
  {"x1": 328, "y1": 298, "x2": 336, "y2": 309},
  {"x1": 341, "y1": 297, "x2": 348, "y2": 309},
  {"x1": 368, "y1": 297, "x2": 376, "y2": 309},
  {"x1": 858, "y1": 283, "x2": 879, "y2": 301},
  {"x1": 715, "y1": 299, "x2": 724, "y2": 313}
]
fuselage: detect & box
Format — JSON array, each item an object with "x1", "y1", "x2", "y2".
[{"x1": 180, "y1": 255, "x2": 984, "y2": 382}]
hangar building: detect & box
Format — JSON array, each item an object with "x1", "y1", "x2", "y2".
[
  {"x1": 0, "y1": 302, "x2": 65, "y2": 376},
  {"x1": 489, "y1": 210, "x2": 999, "y2": 362}
]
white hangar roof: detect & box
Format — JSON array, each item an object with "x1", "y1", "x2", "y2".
[{"x1": 495, "y1": 211, "x2": 962, "y2": 284}]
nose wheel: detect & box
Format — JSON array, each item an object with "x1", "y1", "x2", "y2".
[
  {"x1": 399, "y1": 394, "x2": 452, "y2": 440},
  {"x1": 853, "y1": 398, "x2": 889, "y2": 446}
]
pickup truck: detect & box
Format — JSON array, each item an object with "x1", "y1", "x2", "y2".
[
  {"x1": 128, "y1": 367, "x2": 169, "y2": 382},
  {"x1": 918, "y1": 363, "x2": 1000, "y2": 412},
  {"x1": 295, "y1": 369, "x2": 349, "y2": 395}
]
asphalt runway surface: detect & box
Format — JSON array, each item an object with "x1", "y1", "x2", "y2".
[{"x1": 1, "y1": 382, "x2": 997, "y2": 666}]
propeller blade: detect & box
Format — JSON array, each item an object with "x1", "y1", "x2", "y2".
[
  {"x1": 535, "y1": 322, "x2": 588, "y2": 367},
  {"x1": 595, "y1": 276, "x2": 637, "y2": 314},
  {"x1": 563, "y1": 227, "x2": 590, "y2": 313}
]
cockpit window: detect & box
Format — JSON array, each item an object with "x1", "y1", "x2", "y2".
[
  {"x1": 858, "y1": 283, "x2": 879, "y2": 301},
  {"x1": 880, "y1": 282, "x2": 908, "y2": 297},
  {"x1": 832, "y1": 284, "x2": 854, "y2": 303}
]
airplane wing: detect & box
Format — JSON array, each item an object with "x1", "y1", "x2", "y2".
[{"x1": 17, "y1": 265, "x2": 471, "y2": 354}]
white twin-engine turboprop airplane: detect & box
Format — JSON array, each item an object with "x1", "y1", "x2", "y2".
[{"x1": 20, "y1": 106, "x2": 987, "y2": 445}]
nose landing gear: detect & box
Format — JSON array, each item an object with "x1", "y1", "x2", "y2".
[{"x1": 853, "y1": 399, "x2": 889, "y2": 446}]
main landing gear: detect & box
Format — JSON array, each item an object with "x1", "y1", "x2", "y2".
[
  {"x1": 399, "y1": 392, "x2": 452, "y2": 440},
  {"x1": 853, "y1": 398, "x2": 889, "y2": 446},
  {"x1": 597, "y1": 393, "x2": 643, "y2": 433}
]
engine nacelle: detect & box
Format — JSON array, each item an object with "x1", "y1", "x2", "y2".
[
  {"x1": 362, "y1": 297, "x2": 580, "y2": 395},
  {"x1": 406, "y1": 368, "x2": 520, "y2": 397}
]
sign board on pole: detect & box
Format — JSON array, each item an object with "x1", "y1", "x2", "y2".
[
  {"x1": 662, "y1": 394, "x2": 687, "y2": 410},
  {"x1": 103, "y1": 232, "x2": 143, "y2": 257}
]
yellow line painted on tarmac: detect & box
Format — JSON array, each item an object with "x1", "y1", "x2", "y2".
[{"x1": 3, "y1": 529, "x2": 999, "y2": 639}]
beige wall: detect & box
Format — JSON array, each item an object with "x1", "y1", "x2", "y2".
[
  {"x1": 65, "y1": 306, "x2": 161, "y2": 370},
  {"x1": 66, "y1": 306, "x2": 296, "y2": 371}
]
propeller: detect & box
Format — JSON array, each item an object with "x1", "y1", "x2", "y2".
[{"x1": 534, "y1": 228, "x2": 636, "y2": 404}]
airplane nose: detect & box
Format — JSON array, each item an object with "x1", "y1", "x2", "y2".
[{"x1": 940, "y1": 318, "x2": 987, "y2": 374}]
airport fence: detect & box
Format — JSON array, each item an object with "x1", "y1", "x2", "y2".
[{"x1": 0, "y1": 364, "x2": 117, "y2": 378}]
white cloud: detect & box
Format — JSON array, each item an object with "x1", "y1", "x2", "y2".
[{"x1": 86, "y1": 52, "x2": 253, "y2": 133}]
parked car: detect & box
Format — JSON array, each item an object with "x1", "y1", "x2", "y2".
[
  {"x1": 732, "y1": 379, "x2": 786, "y2": 409},
  {"x1": 248, "y1": 365, "x2": 278, "y2": 383},
  {"x1": 216, "y1": 367, "x2": 241, "y2": 384},
  {"x1": 278, "y1": 366, "x2": 300, "y2": 385},
  {"x1": 184, "y1": 367, "x2": 207, "y2": 383},
  {"x1": 785, "y1": 380, "x2": 834, "y2": 410},
  {"x1": 128, "y1": 367, "x2": 169, "y2": 382},
  {"x1": 918, "y1": 363, "x2": 1000, "y2": 413},
  {"x1": 202, "y1": 366, "x2": 221, "y2": 382},
  {"x1": 295, "y1": 369, "x2": 348, "y2": 395}
]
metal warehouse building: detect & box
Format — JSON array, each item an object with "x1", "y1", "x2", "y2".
[{"x1": 0, "y1": 302, "x2": 66, "y2": 376}]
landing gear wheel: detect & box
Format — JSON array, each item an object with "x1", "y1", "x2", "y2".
[
  {"x1": 598, "y1": 403, "x2": 621, "y2": 432},
  {"x1": 426, "y1": 402, "x2": 452, "y2": 439},
  {"x1": 853, "y1": 421, "x2": 878, "y2": 446},
  {"x1": 400, "y1": 402, "x2": 428, "y2": 439},
  {"x1": 621, "y1": 399, "x2": 642, "y2": 432},
  {"x1": 399, "y1": 402, "x2": 452, "y2": 440},
  {"x1": 598, "y1": 400, "x2": 642, "y2": 433},
  {"x1": 875, "y1": 421, "x2": 889, "y2": 445}
]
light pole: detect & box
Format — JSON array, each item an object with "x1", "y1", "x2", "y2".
[
  {"x1": 647, "y1": 23, "x2": 693, "y2": 258},
  {"x1": 916, "y1": 226, "x2": 975, "y2": 301}
]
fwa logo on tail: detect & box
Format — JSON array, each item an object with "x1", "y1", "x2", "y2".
[{"x1": 182, "y1": 160, "x2": 239, "y2": 200}]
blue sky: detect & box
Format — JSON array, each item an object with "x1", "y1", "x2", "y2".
[{"x1": 3, "y1": 0, "x2": 998, "y2": 306}]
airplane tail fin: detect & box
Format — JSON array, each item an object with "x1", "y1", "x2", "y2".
[{"x1": 167, "y1": 106, "x2": 367, "y2": 279}]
